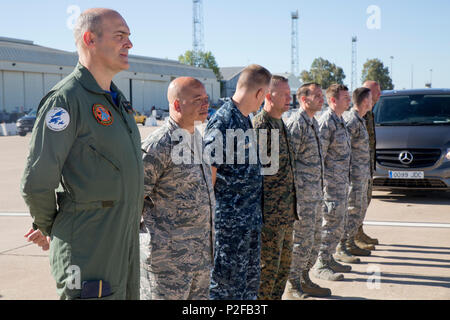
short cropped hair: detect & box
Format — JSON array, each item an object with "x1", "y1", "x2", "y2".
[
  {"x1": 296, "y1": 82, "x2": 321, "y2": 100},
  {"x1": 326, "y1": 84, "x2": 349, "y2": 101},
  {"x1": 269, "y1": 75, "x2": 288, "y2": 91},
  {"x1": 73, "y1": 11, "x2": 108, "y2": 48},
  {"x1": 352, "y1": 87, "x2": 372, "y2": 106},
  {"x1": 236, "y1": 64, "x2": 272, "y2": 91}
]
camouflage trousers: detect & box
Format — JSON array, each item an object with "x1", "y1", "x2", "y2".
[
  {"x1": 210, "y1": 226, "x2": 261, "y2": 300},
  {"x1": 258, "y1": 223, "x2": 293, "y2": 300},
  {"x1": 139, "y1": 232, "x2": 210, "y2": 300},
  {"x1": 367, "y1": 177, "x2": 373, "y2": 206},
  {"x1": 344, "y1": 178, "x2": 369, "y2": 239},
  {"x1": 317, "y1": 194, "x2": 348, "y2": 262},
  {"x1": 289, "y1": 201, "x2": 323, "y2": 282}
]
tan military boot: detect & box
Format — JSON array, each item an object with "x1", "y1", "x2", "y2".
[
  {"x1": 283, "y1": 279, "x2": 310, "y2": 300},
  {"x1": 334, "y1": 240, "x2": 361, "y2": 263},
  {"x1": 346, "y1": 238, "x2": 371, "y2": 256},
  {"x1": 312, "y1": 258, "x2": 344, "y2": 281},
  {"x1": 329, "y1": 256, "x2": 352, "y2": 273},
  {"x1": 357, "y1": 225, "x2": 379, "y2": 245},
  {"x1": 354, "y1": 237, "x2": 376, "y2": 251},
  {"x1": 301, "y1": 270, "x2": 331, "y2": 297}
]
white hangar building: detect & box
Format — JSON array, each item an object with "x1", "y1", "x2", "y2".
[{"x1": 0, "y1": 36, "x2": 220, "y2": 114}]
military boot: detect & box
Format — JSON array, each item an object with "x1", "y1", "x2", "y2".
[
  {"x1": 312, "y1": 258, "x2": 344, "y2": 281},
  {"x1": 354, "y1": 236, "x2": 376, "y2": 251},
  {"x1": 346, "y1": 238, "x2": 371, "y2": 256},
  {"x1": 283, "y1": 279, "x2": 310, "y2": 300},
  {"x1": 356, "y1": 225, "x2": 379, "y2": 245},
  {"x1": 329, "y1": 256, "x2": 352, "y2": 273},
  {"x1": 334, "y1": 239, "x2": 361, "y2": 263},
  {"x1": 300, "y1": 270, "x2": 331, "y2": 297}
]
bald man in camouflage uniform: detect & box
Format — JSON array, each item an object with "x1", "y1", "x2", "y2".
[
  {"x1": 252, "y1": 76, "x2": 299, "y2": 300},
  {"x1": 340, "y1": 88, "x2": 373, "y2": 259},
  {"x1": 285, "y1": 83, "x2": 331, "y2": 298},
  {"x1": 313, "y1": 84, "x2": 358, "y2": 282},
  {"x1": 140, "y1": 77, "x2": 215, "y2": 300}
]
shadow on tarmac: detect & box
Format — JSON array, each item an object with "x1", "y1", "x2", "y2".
[
  {"x1": 325, "y1": 295, "x2": 370, "y2": 300},
  {"x1": 372, "y1": 190, "x2": 450, "y2": 205},
  {"x1": 351, "y1": 270, "x2": 450, "y2": 284},
  {"x1": 368, "y1": 260, "x2": 450, "y2": 269},
  {"x1": 376, "y1": 245, "x2": 450, "y2": 255},
  {"x1": 378, "y1": 243, "x2": 450, "y2": 251},
  {"x1": 348, "y1": 274, "x2": 450, "y2": 289},
  {"x1": 375, "y1": 255, "x2": 450, "y2": 263}
]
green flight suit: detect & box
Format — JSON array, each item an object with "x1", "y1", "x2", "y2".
[{"x1": 21, "y1": 63, "x2": 144, "y2": 300}]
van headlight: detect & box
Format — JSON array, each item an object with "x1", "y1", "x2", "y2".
[{"x1": 446, "y1": 148, "x2": 450, "y2": 161}]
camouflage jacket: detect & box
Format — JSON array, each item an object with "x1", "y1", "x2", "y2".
[
  {"x1": 204, "y1": 98, "x2": 263, "y2": 230},
  {"x1": 363, "y1": 110, "x2": 376, "y2": 173},
  {"x1": 252, "y1": 109, "x2": 298, "y2": 226},
  {"x1": 343, "y1": 109, "x2": 371, "y2": 182},
  {"x1": 318, "y1": 108, "x2": 351, "y2": 199},
  {"x1": 141, "y1": 117, "x2": 215, "y2": 270},
  {"x1": 285, "y1": 107, "x2": 324, "y2": 202}
]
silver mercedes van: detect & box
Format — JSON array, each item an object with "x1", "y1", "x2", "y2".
[{"x1": 373, "y1": 89, "x2": 450, "y2": 191}]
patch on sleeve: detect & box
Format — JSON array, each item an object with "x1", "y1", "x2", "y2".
[{"x1": 45, "y1": 107, "x2": 70, "y2": 132}]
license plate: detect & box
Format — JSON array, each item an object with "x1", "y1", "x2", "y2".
[{"x1": 389, "y1": 171, "x2": 424, "y2": 179}]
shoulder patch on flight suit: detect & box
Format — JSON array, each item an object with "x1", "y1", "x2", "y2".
[
  {"x1": 93, "y1": 104, "x2": 114, "y2": 126},
  {"x1": 45, "y1": 107, "x2": 70, "y2": 132}
]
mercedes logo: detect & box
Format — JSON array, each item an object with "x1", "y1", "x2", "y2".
[{"x1": 399, "y1": 151, "x2": 414, "y2": 164}]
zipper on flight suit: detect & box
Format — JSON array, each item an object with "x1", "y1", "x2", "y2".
[
  {"x1": 105, "y1": 91, "x2": 143, "y2": 233},
  {"x1": 104, "y1": 93, "x2": 133, "y2": 134}
]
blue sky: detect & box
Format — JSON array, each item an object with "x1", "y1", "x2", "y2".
[{"x1": 0, "y1": 0, "x2": 449, "y2": 89}]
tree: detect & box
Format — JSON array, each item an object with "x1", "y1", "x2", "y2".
[
  {"x1": 178, "y1": 50, "x2": 222, "y2": 81},
  {"x1": 361, "y1": 58, "x2": 394, "y2": 90},
  {"x1": 300, "y1": 58, "x2": 346, "y2": 89}
]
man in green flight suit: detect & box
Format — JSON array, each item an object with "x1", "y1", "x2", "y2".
[{"x1": 21, "y1": 8, "x2": 144, "y2": 300}]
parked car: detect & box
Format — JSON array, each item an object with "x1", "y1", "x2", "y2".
[
  {"x1": 372, "y1": 89, "x2": 450, "y2": 191},
  {"x1": 16, "y1": 110, "x2": 37, "y2": 136},
  {"x1": 133, "y1": 110, "x2": 147, "y2": 126},
  {"x1": 154, "y1": 106, "x2": 169, "y2": 120}
]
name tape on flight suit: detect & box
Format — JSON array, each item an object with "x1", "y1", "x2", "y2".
[{"x1": 45, "y1": 107, "x2": 70, "y2": 132}]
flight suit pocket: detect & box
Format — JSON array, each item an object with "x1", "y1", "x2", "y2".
[{"x1": 72, "y1": 141, "x2": 123, "y2": 202}]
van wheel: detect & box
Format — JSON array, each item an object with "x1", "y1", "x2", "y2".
[{"x1": 18, "y1": 132, "x2": 26, "y2": 136}]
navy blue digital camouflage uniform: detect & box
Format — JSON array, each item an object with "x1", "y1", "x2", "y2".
[{"x1": 204, "y1": 98, "x2": 263, "y2": 300}]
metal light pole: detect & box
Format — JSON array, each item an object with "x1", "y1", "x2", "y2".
[
  {"x1": 390, "y1": 56, "x2": 394, "y2": 78},
  {"x1": 291, "y1": 10, "x2": 299, "y2": 76},
  {"x1": 430, "y1": 69, "x2": 433, "y2": 87},
  {"x1": 351, "y1": 36, "x2": 357, "y2": 93}
]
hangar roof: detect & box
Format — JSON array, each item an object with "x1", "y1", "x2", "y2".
[{"x1": 0, "y1": 36, "x2": 216, "y2": 79}]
